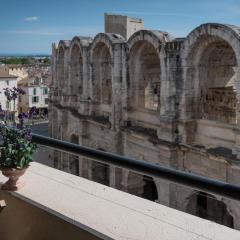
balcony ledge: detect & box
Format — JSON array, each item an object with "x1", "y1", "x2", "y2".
[{"x1": 0, "y1": 162, "x2": 240, "y2": 240}]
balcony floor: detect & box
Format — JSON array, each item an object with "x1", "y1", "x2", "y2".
[{"x1": 0, "y1": 162, "x2": 239, "y2": 240}]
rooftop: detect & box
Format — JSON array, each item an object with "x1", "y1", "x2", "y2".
[{"x1": 0, "y1": 67, "x2": 17, "y2": 79}]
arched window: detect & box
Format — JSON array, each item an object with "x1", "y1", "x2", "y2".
[
  {"x1": 199, "y1": 41, "x2": 237, "y2": 123},
  {"x1": 186, "y1": 191, "x2": 234, "y2": 228},
  {"x1": 127, "y1": 172, "x2": 158, "y2": 201},
  {"x1": 92, "y1": 43, "x2": 112, "y2": 104},
  {"x1": 185, "y1": 34, "x2": 237, "y2": 124},
  {"x1": 129, "y1": 41, "x2": 160, "y2": 110},
  {"x1": 70, "y1": 44, "x2": 83, "y2": 95}
]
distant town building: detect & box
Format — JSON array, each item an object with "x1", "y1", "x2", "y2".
[
  {"x1": 7, "y1": 64, "x2": 28, "y2": 79},
  {"x1": 18, "y1": 77, "x2": 49, "y2": 117},
  {"x1": 0, "y1": 67, "x2": 19, "y2": 120}
]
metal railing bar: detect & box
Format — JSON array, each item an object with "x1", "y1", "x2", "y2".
[{"x1": 32, "y1": 133, "x2": 240, "y2": 201}]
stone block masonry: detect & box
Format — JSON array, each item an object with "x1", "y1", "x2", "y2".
[{"x1": 49, "y1": 14, "x2": 240, "y2": 229}]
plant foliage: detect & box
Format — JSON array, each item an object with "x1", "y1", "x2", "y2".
[
  {"x1": 0, "y1": 126, "x2": 37, "y2": 169},
  {"x1": 0, "y1": 87, "x2": 37, "y2": 169}
]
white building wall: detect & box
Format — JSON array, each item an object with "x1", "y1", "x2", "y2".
[
  {"x1": 0, "y1": 77, "x2": 18, "y2": 111},
  {"x1": 18, "y1": 85, "x2": 49, "y2": 112}
]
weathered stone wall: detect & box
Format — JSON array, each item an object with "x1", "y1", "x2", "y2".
[
  {"x1": 49, "y1": 18, "x2": 240, "y2": 229},
  {"x1": 105, "y1": 13, "x2": 144, "y2": 40}
]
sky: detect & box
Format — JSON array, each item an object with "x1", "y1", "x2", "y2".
[{"x1": 0, "y1": 0, "x2": 239, "y2": 54}]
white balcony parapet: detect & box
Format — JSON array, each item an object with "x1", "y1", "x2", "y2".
[{"x1": 0, "y1": 162, "x2": 240, "y2": 240}]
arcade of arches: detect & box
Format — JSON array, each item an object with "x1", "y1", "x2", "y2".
[{"x1": 50, "y1": 22, "x2": 240, "y2": 230}]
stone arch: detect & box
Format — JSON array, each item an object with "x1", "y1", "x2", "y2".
[
  {"x1": 127, "y1": 30, "x2": 170, "y2": 111},
  {"x1": 186, "y1": 191, "x2": 234, "y2": 228},
  {"x1": 222, "y1": 198, "x2": 240, "y2": 230},
  {"x1": 69, "y1": 38, "x2": 83, "y2": 95},
  {"x1": 182, "y1": 24, "x2": 240, "y2": 124},
  {"x1": 127, "y1": 171, "x2": 158, "y2": 201},
  {"x1": 57, "y1": 40, "x2": 70, "y2": 91},
  {"x1": 90, "y1": 34, "x2": 114, "y2": 104},
  {"x1": 90, "y1": 33, "x2": 124, "y2": 104},
  {"x1": 57, "y1": 40, "x2": 70, "y2": 90}
]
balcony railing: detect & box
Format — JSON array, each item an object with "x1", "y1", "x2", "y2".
[
  {"x1": 1, "y1": 133, "x2": 240, "y2": 239},
  {"x1": 32, "y1": 133, "x2": 240, "y2": 202}
]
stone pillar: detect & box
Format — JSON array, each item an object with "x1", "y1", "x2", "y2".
[
  {"x1": 233, "y1": 67, "x2": 240, "y2": 125},
  {"x1": 233, "y1": 67, "x2": 240, "y2": 158},
  {"x1": 81, "y1": 48, "x2": 90, "y2": 115},
  {"x1": 111, "y1": 44, "x2": 123, "y2": 131},
  {"x1": 109, "y1": 166, "x2": 116, "y2": 188},
  {"x1": 62, "y1": 48, "x2": 69, "y2": 100},
  {"x1": 121, "y1": 169, "x2": 129, "y2": 192},
  {"x1": 178, "y1": 65, "x2": 198, "y2": 144},
  {"x1": 158, "y1": 42, "x2": 183, "y2": 143},
  {"x1": 154, "y1": 178, "x2": 170, "y2": 206}
]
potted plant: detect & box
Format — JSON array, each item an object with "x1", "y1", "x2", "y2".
[{"x1": 0, "y1": 87, "x2": 37, "y2": 191}]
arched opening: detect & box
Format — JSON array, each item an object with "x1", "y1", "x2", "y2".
[
  {"x1": 92, "y1": 43, "x2": 112, "y2": 104},
  {"x1": 142, "y1": 175, "x2": 158, "y2": 201},
  {"x1": 127, "y1": 172, "x2": 158, "y2": 201},
  {"x1": 57, "y1": 47, "x2": 64, "y2": 89},
  {"x1": 70, "y1": 44, "x2": 83, "y2": 95},
  {"x1": 69, "y1": 134, "x2": 79, "y2": 176},
  {"x1": 186, "y1": 191, "x2": 234, "y2": 228},
  {"x1": 129, "y1": 40, "x2": 161, "y2": 111},
  {"x1": 187, "y1": 38, "x2": 237, "y2": 124},
  {"x1": 91, "y1": 148, "x2": 110, "y2": 186}
]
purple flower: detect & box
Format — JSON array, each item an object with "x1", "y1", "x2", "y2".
[
  {"x1": 18, "y1": 112, "x2": 29, "y2": 120},
  {"x1": 21, "y1": 127, "x2": 32, "y2": 141},
  {"x1": 13, "y1": 87, "x2": 25, "y2": 95},
  {"x1": 29, "y1": 106, "x2": 37, "y2": 116},
  {"x1": 3, "y1": 87, "x2": 26, "y2": 102}
]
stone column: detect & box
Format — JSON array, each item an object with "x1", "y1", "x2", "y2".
[
  {"x1": 111, "y1": 44, "x2": 123, "y2": 131},
  {"x1": 178, "y1": 65, "x2": 198, "y2": 145},
  {"x1": 109, "y1": 166, "x2": 116, "y2": 188},
  {"x1": 233, "y1": 67, "x2": 240, "y2": 125},
  {"x1": 158, "y1": 47, "x2": 176, "y2": 142},
  {"x1": 154, "y1": 178, "x2": 170, "y2": 206},
  {"x1": 121, "y1": 169, "x2": 129, "y2": 192},
  {"x1": 233, "y1": 67, "x2": 240, "y2": 158}
]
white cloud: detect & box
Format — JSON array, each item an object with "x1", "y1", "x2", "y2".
[{"x1": 24, "y1": 16, "x2": 39, "y2": 22}]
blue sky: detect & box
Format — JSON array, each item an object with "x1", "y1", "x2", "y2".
[{"x1": 0, "y1": 0, "x2": 239, "y2": 54}]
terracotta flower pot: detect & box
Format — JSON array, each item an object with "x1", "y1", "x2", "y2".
[{"x1": 1, "y1": 168, "x2": 28, "y2": 191}]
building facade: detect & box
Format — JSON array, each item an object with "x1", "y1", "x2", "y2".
[
  {"x1": 18, "y1": 77, "x2": 49, "y2": 116},
  {"x1": 49, "y1": 14, "x2": 240, "y2": 229},
  {"x1": 8, "y1": 65, "x2": 28, "y2": 79},
  {"x1": 0, "y1": 66, "x2": 19, "y2": 120}
]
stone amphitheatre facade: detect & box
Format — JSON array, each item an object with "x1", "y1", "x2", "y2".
[{"x1": 49, "y1": 14, "x2": 240, "y2": 228}]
